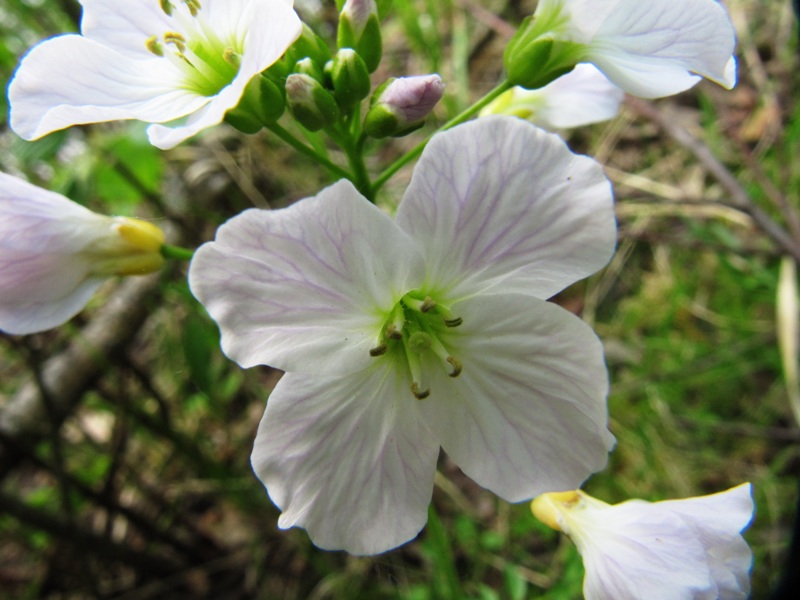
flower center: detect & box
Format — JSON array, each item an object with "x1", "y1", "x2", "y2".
[
  {"x1": 369, "y1": 292, "x2": 463, "y2": 400},
  {"x1": 145, "y1": 0, "x2": 242, "y2": 97}
]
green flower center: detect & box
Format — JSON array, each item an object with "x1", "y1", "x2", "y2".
[
  {"x1": 145, "y1": 0, "x2": 242, "y2": 97},
  {"x1": 370, "y1": 292, "x2": 463, "y2": 400}
]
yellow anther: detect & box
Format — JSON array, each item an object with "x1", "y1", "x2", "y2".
[
  {"x1": 145, "y1": 35, "x2": 164, "y2": 57},
  {"x1": 223, "y1": 48, "x2": 242, "y2": 68},
  {"x1": 411, "y1": 382, "x2": 430, "y2": 400},
  {"x1": 531, "y1": 491, "x2": 582, "y2": 532},
  {"x1": 160, "y1": 0, "x2": 175, "y2": 16},
  {"x1": 113, "y1": 218, "x2": 165, "y2": 252},
  {"x1": 164, "y1": 32, "x2": 187, "y2": 54},
  {"x1": 183, "y1": 0, "x2": 202, "y2": 16}
]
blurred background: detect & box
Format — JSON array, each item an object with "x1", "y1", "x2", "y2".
[{"x1": 0, "y1": 0, "x2": 797, "y2": 597}]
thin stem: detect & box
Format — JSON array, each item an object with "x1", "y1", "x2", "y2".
[
  {"x1": 329, "y1": 120, "x2": 374, "y2": 200},
  {"x1": 161, "y1": 244, "x2": 195, "y2": 261},
  {"x1": 266, "y1": 122, "x2": 352, "y2": 181},
  {"x1": 372, "y1": 80, "x2": 513, "y2": 193}
]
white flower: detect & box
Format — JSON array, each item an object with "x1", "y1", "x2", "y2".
[
  {"x1": 481, "y1": 64, "x2": 623, "y2": 131},
  {"x1": 189, "y1": 116, "x2": 618, "y2": 555},
  {"x1": 0, "y1": 172, "x2": 165, "y2": 335},
  {"x1": 505, "y1": 0, "x2": 737, "y2": 98},
  {"x1": 532, "y1": 484, "x2": 755, "y2": 600},
  {"x1": 8, "y1": 0, "x2": 302, "y2": 149}
]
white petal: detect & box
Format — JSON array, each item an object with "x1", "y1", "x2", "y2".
[
  {"x1": 189, "y1": 180, "x2": 425, "y2": 375},
  {"x1": 574, "y1": 501, "x2": 716, "y2": 600},
  {"x1": 251, "y1": 363, "x2": 440, "y2": 555},
  {"x1": 528, "y1": 64, "x2": 624, "y2": 130},
  {"x1": 8, "y1": 36, "x2": 204, "y2": 141},
  {"x1": 147, "y1": 0, "x2": 302, "y2": 149},
  {"x1": 581, "y1": 0, "x2": 737, "y2": 97},
  {"x1": 416, "y1": 293, "x2": 613, "y2": 501},
  {"x1": 658, "y1": 484, "x2": 754, "y2": 599},
  {"x1": 79, "y1": 0, "x2": 174, "y2": 56},
  {"x1": 396, "y1": 116, "x2": 615, "y2": 301}
]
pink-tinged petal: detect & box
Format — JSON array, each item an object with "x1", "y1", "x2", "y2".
[
  {"x1": 416, "y1": 293, "x2": 613, "y2": 501},
  {"x1": 8, "y1": 36, "x2": 204, "y2": 141},
  {"x1": 147, "y1": 0, "x2": 302, "y2": 149},
  {"x1": 251, "y1": 362, "x2": 440, "y2": 555},
  {"x1": 583, "y1": 0, "x2": 737, "y2": 97},
  {"x1": 189, "y1": 180, "x2": 425, "y2": 375},
  {"x1": 576, "y1": 502, "x2": 715, "y2": 600},
  {"x1": 396, "y1": 116, "x2": 615, "y2": 302}
]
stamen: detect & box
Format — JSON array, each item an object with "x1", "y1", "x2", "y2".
[
  {"x1": 160, "y1": 0, "x2": 175, "y2": 16},
  {"x1": 420, "y1": 296, "x2": 437, "y2": 313},
  {"x1": 386, "y1": 323, "x2": 403, "y2": 340},
  {"x1": 444, "y1": 315, "x2": 463, "y2": 328},
  {"x1": 183, "y1": 0, "x2": 202, "y2": 16},
  {"x1": 164, "y1": 32, "x2": 187, "y2": 54},
  {"x1": 145, "y1": 36, "x2": 164, "y2": 57},
  {"x1": 446, "y1": 356, "x2": 462, "y2": 378},
  {"x1": 223, "y1": 48, "x2": 242, "y2": 68},
  {"x1": 369, "y1": 342, "x2": 388, "y2": 357},
  {"x1": 411, "y1": 382, "x2": 430, "y2": 400}
]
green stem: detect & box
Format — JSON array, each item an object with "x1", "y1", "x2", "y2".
[
  {"x1": 372, "y1": 80, "x2": 513, "y2": 194},
  {"x1": 160, "y1": 244, "x2": 195, "y2": 261},
  {"x1": 330, "y1": 121, "x2": 374, "y2": 201},
  {"x1": 266, "y1": 122, "x2": 352, "y2": 181}
]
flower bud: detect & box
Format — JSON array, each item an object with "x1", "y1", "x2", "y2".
[
  {"x1": 363, "y1": 74, "x2": 444, "y2": 138},
  {"x1": 503, "y1": 12, "x2": 586, "y2": 89},
  {"x1": 286, "y1": 73, "x2": 341, "y2": 132},
  {"x1": 294, "y1": 57, "x2": 326, "y2": 84},
  {"x1": 331, "y1": 48, "x2": 371, "y2": 111},
  {"x1": 287, "y1": 24, "x2": 332, "y2": 69},
  {"x1": 225, "y1": 75, "x2": 285, "y2": 133},
  {"x1": 337, "y1": 0, "x2": 382, "y2": 73}
]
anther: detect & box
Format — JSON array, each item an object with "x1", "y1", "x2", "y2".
[
  {"x1": 164, "y1": 32, "x2": 187, "y2": 54},
  {"x1": 160, "y1": 0, "x2": 175, "y2": 16},
  {"x1": 385, "y1": 323, "x2": 403, "y2": 340},
  {"x1": 446, "y1": 356, "x2": 462, "y2": 378},
  {"x1": 444, "y1": 315, "x2": 463, "y2": 328},
  {"x1": 369, "y1": 343, "x2": 388, "y2": 357},
  {"x1": 223, "y1": 48, "x2": 242, "y2": 68},
  {"x1": 183, "y1": 0, "x2": 202, "y2": 16},
  {"x1": 420, "y1": 296, "x2": 437, "y2": 313},
  {"x1": 411, "y1": 382, "x2": 430, "y2": 400},
  {"x1": 145, "y1": 36, "x2": 164, "y2": 57}
]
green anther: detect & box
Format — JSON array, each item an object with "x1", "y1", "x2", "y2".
[
  {"x1": 223, "y1": 48, "x2": 241, "y2": 68},
  {"x1": 444, "y1": 315, "x2": 463, "y2": 328},
  {"x1": 145, "y1": 35, "x2": 164, "y2": 57},
  {"x1": 160, "y1": 0, "x2": 175, "y2": 16},
  {"x1": 408, "y1": 332, "x2": 432, "y2": 354}
]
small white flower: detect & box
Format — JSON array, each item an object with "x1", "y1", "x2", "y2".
[
  {"x1": 0, "y1": 172, "x2": 165, "y2": 335},
  {"x1": 505, "y1": 0, "x2": 737, "y2": 98},
  {"x1": 532, "y1": 484, "x2": 755, "y2": 600},
  {"x1": 189, "y1": 116, "x2": 618, "y2": 554},
  {"x1": 8, "y1": 0, "x2": 302, "y2": 149},
  {"x1": 481, "y1": 64, "x2": 623, "y2": 131}
]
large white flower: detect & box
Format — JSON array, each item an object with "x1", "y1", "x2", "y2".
[
  {"x1": 189, "y1": 116, "x2": 618, "y2": 555},
  {"x1": 505, "y1": 0, "x2": 737, "y2": 98},
  {"x1": 0, "y1": 172, "x2": 165, "y2": 335},
  {"x1": 481, "y1": 64, "x2": 624, "y2": 131},
  {"x1": 532, "y1": 484, "x2": 755, "y2": 599},
  {"x1": 8, "y1": 0, "x2": 302, "y2": 149}
]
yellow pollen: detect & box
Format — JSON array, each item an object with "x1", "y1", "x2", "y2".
[
  {"x1": 145, "y1": 36, "x2": 164, "y2": 56},
  {"x1": 183, "y1": 0, "x2": 202, "y2": 16},
  {"x1": 164, "y1": 32, "x2": 187, "y2": 54}
]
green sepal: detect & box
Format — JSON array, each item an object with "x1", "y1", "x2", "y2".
[
  {"x1": 337, "y1": 5, "x2": 382, "y2": 72},
  {"x1": 286, "y1": 24, "x2": 332, "y2": 68},
  {"x1": 286, "y1": 74, "x2": 341, "y2": 132},
  {"x1": 224, "y1": 74, "x2": 286, "y2": 133},
  {"x1": 363, "y1": 103, "x2": 400, "y2": 138},
  {"x1": 331, "y1": 49, "x2": 372, "y2": 111},
  {"x1": 294, "y1": 57, "x2": 326, "y2": 83}
]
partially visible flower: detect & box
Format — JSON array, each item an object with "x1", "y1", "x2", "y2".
[
  {"x1": 532, "y1": 483, "x2": 755, "y2": 599},
  {"x1": 0, "y1": 173, "x2": 165, "y2": 335},
  {"x1": 481, "y1": 64, "x2": 623, "y2": 131},
  {"x1": 8, "y1": 0, "x2": 302, "y2": 149},
  {"x1": 504, "y1": 0, "x2": 737, "y2": 97},
  {"x1": 364, "y1": 74, "x2": 445, "y2": 138},
  {"x1": 189, "y1": 116, "x2": 617, "y2": 554},
  {"x1": 338, "y1": 0, "x2": 382, "y2": 72}
]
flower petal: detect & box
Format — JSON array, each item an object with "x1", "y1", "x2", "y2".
[
  {"x1": 582, "y1": 0, "x2": 737, "y2": 97},
  {"x1": 576, "y1": 502, "x2": 716, "y2": 600},
  {"x1": 189, "y1": 180, "x2": 425, "y2": 375},
  {"x1": 251, "y1": 362, "x2": 440, "y2": 555},
  {"x1": 79, "y1": 0, "x2": 174, "y2": 56},
  {"x1": 8, "y1": 35, "x2": 204, "y2": 141},
  {"x1": 416, "y1": 293, "x2": 613, "y2": 501},
  {"x1": 395, "y1": 116, "x2": 615, "y2": 302}
]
